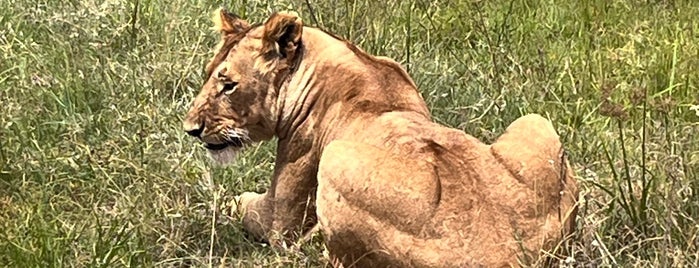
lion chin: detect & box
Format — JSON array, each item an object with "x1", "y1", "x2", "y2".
[{"x1": 207, "y1": 146, "x2": 240, "y2": 166}]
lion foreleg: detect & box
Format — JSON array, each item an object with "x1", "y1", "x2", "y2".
[
  {"x1": 235, "y1": 181, "x2": 317, "y2": 246},
  {"x1": 268, "y1": 173, "x2": 318, "y2": 247},
  {"x1": 237, "y1": 147, "x2": 319, "y2": 247}
]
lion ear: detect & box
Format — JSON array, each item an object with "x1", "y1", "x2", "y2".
[
  {"x1": 211, "y1": 8, "x2": 249, "y2": 36},
  {"x1": 262, "y1": 11, "x2": 303, "y2": 59}
]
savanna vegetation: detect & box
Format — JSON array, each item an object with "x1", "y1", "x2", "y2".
[{"x1": 0, "y1": 0, "x2": 697, "y2": 267}]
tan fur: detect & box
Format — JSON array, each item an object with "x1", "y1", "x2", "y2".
[{"x1": 183, "y1": 9, "x2": 579, "y2": 267}]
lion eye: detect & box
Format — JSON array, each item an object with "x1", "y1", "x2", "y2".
[{"x1": 221, "y1": 81, "x2": 238, "y2": 95}]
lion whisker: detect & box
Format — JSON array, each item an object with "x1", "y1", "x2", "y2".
[{"x1": 224, "y1": 128, "x2": 252, "y2": 143}]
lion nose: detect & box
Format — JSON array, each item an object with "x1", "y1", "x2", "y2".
[{"x1": 184, "y1": 121, "x2": 205, "y2": 137}]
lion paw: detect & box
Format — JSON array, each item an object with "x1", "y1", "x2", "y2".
[
  {"x1": 234, "y1": 191, "x2": 271, "y2": 241},
  {"x1": 234, "y1": 192, "x2": 262, "y2": 214}
]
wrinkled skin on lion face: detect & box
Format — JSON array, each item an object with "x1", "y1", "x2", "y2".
[{"x1": 183, "y1": 8, "x2": 579, "y2": 268}]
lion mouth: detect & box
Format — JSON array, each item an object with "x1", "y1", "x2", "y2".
[{"x1": 204, "y1": 137, "x2": 244, "y2": 151}]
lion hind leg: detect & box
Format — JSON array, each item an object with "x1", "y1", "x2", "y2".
[
  {"x1": 490, "y1": 113, "x2": 579, "y2": 239},
  {"x1": 491, "y1": 114, "x2": 575, "y2": 205},
  {"x1": 316, "y1": 140, "x2": 449, "y2": 267},
  {"x1": 317, "y1": 140, "x2": 440, "y2": 232}
]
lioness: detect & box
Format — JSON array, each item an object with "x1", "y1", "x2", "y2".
[{"x1": 183, "y1": 9, "x2": 579, "y2": 267}]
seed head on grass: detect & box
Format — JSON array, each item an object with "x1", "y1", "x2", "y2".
[
  {"x1": 651, "y1": 96, "x2": 676, "y2": 114},
  {"x1": 598, "y1": 82, "x2": 628, "y2": 120}
]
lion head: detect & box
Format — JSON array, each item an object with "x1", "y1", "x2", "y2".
[{"x1": 182, "y1": 9, "x2": 304, "y2": 164}]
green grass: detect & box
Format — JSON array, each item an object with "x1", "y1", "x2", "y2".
[{"x1": 0, "y1": 0, "x2": 697, "y2": 267}]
